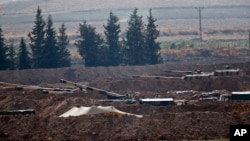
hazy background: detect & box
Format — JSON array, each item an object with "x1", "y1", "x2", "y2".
[{"x1": 0, "y1": 0, "x2": 249, "y2": 48}]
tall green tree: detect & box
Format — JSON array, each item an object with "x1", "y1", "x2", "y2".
[
  {"x1": 18, "y1": 37, "x2": 31, "y2": 69},
  {"x1": 0, "y1": 25, "x2": 9, "y2": 70},
  {"x1": 28, "y1": 6, "x2": 46, "y2": 68},
  {"x1": 103, "y1": 11, "x2": 121, "y2": 66},
  {"x1": 57, "y1": 24, "x2": 71, "y2": 67},
  {"x1": 145, "y1": 8, "x2": 162, "y2": 64},
  {"x1": 96, "y1": 44, "x2": 109, "y2": 66},
  {"x1": 8, "y1": 42, "x2": 16, "y2": 70},
  {"x1": 126, "y1": 8, "x2": 146, "y2": 65},
  {"x1": 75, "y1": 21, "x2": 103, "y2": 67},
  {"x1": 42, "y1": 14, "x2": 59, "y2": 68},
  {"x1": 120, "y1": 38, "x2": 128, "y2": 65}
]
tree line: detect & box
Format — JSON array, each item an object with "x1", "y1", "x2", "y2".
[{"x1": 0, "y1": 7, "x2": 162, "y2": 70}]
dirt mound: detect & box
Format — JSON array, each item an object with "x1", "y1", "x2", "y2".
[
  {"x1": 0, "y1": 61, "x2": 250, "y2": 140},
  {"x1": 90, "y1": 75, "x2": 249, "y2": 94},
  {"x1": 1, "y1": 89, "x2": 250, "y2": 140}
]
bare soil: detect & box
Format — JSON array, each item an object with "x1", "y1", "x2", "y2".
[{"x1": 0, "y1": 60, "x2": 250, "y2": 140}]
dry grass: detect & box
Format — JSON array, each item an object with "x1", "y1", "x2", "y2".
[
  {"x1": 161, "y1": 47, "x2": 249, "y2": 57},
  {"x1": 158, "y1": 27, "x2": 249, "y2": 41}
]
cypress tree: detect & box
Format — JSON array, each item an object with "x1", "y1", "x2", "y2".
[
  {"x1": 96, "y1": 44, "x2": 109, "y2": 66},
  {"x1": 28, "y1": 6, "x2": 46, "y2": 68},
  {"x1": 42, "y1": 14, "x2": 59, "y2": 68},
  {"x1": 120, "y1": 38, "x2": 129, "y2": 65},
  {"x1": 75, "y1": 21, "x2": 103, "y2": 67},
  {"x1": 0, "y1": 25, "x2": 9, "y2": 70},
  {"x1": 104, "y1": 11, "x2": 121, "y2": 66},
  {"x1": 126, "y1": 8, "x2": 145, "y2": 65},
  {"x1": 8, "y1": 42, "x2": 16, "y2": 70},
  {"x1": 18, "y1": 37, "x2": 31, "y2": 69},
  {"x1": 145, "y1": 8, "x2": 162, "y2": 64},
  {"x1": 57, "y1": 24, "x2": 71, "y2": 67}
]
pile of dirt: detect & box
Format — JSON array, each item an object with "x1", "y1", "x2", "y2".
[
  {"x1": 1, "y1": 89, "x2": 250, "y2": 140},
  {"x1": 0, "y1": 61, "x2": 250, "y2": 140}
]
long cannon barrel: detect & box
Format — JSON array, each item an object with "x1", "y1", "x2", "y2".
[
  {"x1": 164, "y1": 70, "x2": 202, "y2": 74},
  {"x1": 19, "y1": 86, "x2": 76, "y2": 94},
  {"x1": 38, "y1": 87, "x2": 76, "y2": 92},
  {"x1": 214, "y1": 69, "x2": 240, "y2": 76},
  {"x1": 0, "y1": 82, "x2": 43, "y2": 91},
  {"x1": 59, "y1": 79, "x2": 87, "y2": 90},
  {"x1": 0, "y1": 81, "x2": 76, "y2": 94},
  {"x1": 132, "y1": 75, "x2": 183, "y2": 80},
  {"x1": 183, "y1": 72, "x2": 214, "y2": 80},
  {"x1": 60, "y1": 79, "x2": 128, "y2": 99},
  {"x1": 0, "y1": 82, "x2": 20, "y2": 87},
  {"x1": 0, "y1": 109, "x2": 35, "y2": 116}
]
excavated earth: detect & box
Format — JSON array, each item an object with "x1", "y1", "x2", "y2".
[{"x1": 0, "y1": 60, "x2": 250, "y2": 140}]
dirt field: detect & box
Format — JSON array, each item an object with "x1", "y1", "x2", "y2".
[
  {"x1": 1, "y1": 1, "x2": 250, "y2": 140},
  {"x1": 0, "y1": 60, "x2": 250, "y2": 140}
]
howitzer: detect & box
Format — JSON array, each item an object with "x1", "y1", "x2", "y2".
[
  {"x1": 59, "y1": 79, "x2": 87, "y2": 90},
  {"x1": 183, "y1": 72, "x2": 214, "y2": 80},
  {"x1": 0, "y1": 82, "x2": 20, "y2": 87},
  {"x1": 60, "y1": 79, "x2": 134, "y2": 100},
  {"x1": 0, "y1": 82, "x2": 43, "y2": 91},
  {"x1": 132, "y1": 75, "x2": 183, "y2": 80},
  {"x1": 0, "y1": 109, "x2": 35, "y2": 116},
  {"x1": 23, "y1": 86, "x2": 77, "y2": 94},
  {"x1": 99, "y1": 98, "x2": 136, "y2": 104},
  {"x1": 0, "y1": 81, "x2": 76, "y2": 94},
  {"x1": 214, "y1": 69, "x2": 240, "y2": 76},
  {"x1": 164, "y1": 69, "x2": 202, "y2": 74},
  {"x1": 41, "y1": 87, "x2": 77, "y2": 94}
]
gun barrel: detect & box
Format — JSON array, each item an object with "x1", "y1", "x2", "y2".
[
  {"x1": 0, "y1": 82, "x2": 19, "y2": 87},
  {"x1": 84, "y1": 85, "x2": 125, "y2": 98},
  {"x1": 132, "y1": 75, "x2": 183, "y2": 80},
  {"x1": 60, "y1": 79, "x2": 86, "y2": 89},
  {"x1": 60, "y1": 79, "x2": 127, "y2": 99},
  {"x1": 0, "y1": 109, "x2": 35, "y2": 116}
]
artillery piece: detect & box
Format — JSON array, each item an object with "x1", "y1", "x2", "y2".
[
  {"x1": 0, "y1": 82, "x2": 43, "y2": 91},
  {"x1": 132, "y1": 75, "x2": 183, "y2": 80},
  {"x1": 59, "y1": 79, "x2": 136, "y2": 104},
  {"x1": 165, "y1": 69, "x2": 202, "y2": 74},
  {"x1": 133, "y1": 67, "x2": 242, "y2": 81},
  {"x1": 0, "y1": 109, "x2": 35, "y2": 116},
  {"x1": 214, "y1": 68, "x2": 240, "y2": 76},
  {"x1": 0, "y1": 81, "x2": 76, "y2": 94}
]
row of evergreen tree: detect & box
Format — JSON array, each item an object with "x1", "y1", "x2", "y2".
[
  {"x1": 75, "y1": 8, "x2": 162, "y2": 66},
  {"x1": 0, "y1": 7, "x2": 162, "y2": 70},
  {"x1": 0, "y1": 28, "x2": 36, "y2": 70},
  {"x1": 0, "y1": 7, "x2": 71, "y2": 70}
]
